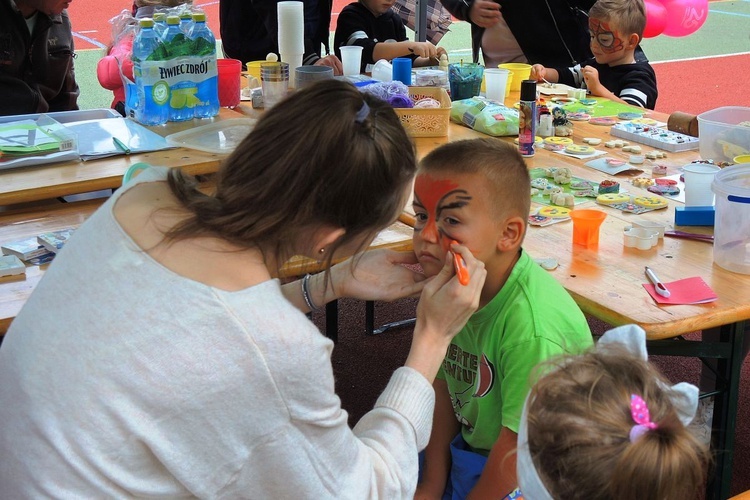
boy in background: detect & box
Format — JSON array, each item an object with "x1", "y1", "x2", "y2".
[
  {"x1": 334, "y1": 0, "x2": 446, "y2": 73},
  {"x1": 413, "y1": 139, "x2": 593, "y2": 499},
  {"x1": 530, "y1": 0, "x2": 657, "y2": 109}
]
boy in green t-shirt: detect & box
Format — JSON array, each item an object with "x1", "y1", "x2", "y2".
[{"x1": 413, "y1": 139, "x2": 593, "y2": 499}]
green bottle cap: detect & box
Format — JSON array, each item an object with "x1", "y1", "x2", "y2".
[
  {"x1": 139, "y1": 18, "x2": 154, "y2": 28},
  {"x1": 179, "y1": 11, "x2": 192, "y2": 20},
  {"x1": 192, "y1": 12, "x2": 206, "y2": 22},
  {"x1": 153, "y1": 12, "x2": 166, "y2": 22},
  {"x1": 166, "y1": 15, "x2": 180, "y2": 25}
]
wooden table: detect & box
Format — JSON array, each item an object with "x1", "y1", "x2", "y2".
[
  {"x1": 2, "y1": 94, "x2": 746, "y2": 499},
  {"x1": 0, "y1": 108, "x2": 249, "y2": 206}
]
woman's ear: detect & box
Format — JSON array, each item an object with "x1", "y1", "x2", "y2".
[
  {"x1": 311, "y1": 226, "x2": 346, "y2": 256},
  {"x1": 496, "y1": 216, "x2": 526, "y2": 252}
]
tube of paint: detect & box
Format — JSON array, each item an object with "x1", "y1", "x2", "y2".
[{"x1": 518, "y1": 80, "x2": 537, "y2": 157}]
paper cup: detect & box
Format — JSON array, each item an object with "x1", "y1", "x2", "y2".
[
  {"x1": 260, "y1": 62, "x2": 290, "y2": 109},
  {"x1": 340, "y1": 46, "x2": 363, "y2": 76},
  {"x1": 392, "y1": 57, "x2": 412, "y2": 85},
  {"x1": 294, "y1": 65, "x2": 334, "y2": 89},
  {"x1": 484, "y1": 68, "x2": 510, "y2": 102}
]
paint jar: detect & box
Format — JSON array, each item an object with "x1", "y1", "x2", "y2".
[{"x1": 711, "y1": 163, "x2": 750, "y2": 274}]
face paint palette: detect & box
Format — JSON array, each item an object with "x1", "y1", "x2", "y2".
[{"x1": 610, "y1": 122, "x2": 700, "y2": 152}]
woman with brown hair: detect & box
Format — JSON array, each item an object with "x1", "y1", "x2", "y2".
[{"x1": 0, "y1": 80, "x2": 486, "y2": 497}]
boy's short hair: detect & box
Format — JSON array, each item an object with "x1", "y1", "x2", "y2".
[
  {"x1": 419, "y1": 138, "x2": 531, "y2": 222},
  {"x1": 589, "y1": 0, "x2": 647, "y2": 39}
]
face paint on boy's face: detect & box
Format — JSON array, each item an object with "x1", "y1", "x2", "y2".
[
  {"x1": 413, "y1": 174, "x2": 472, "y2": 255},
  {"x1": 588, "y1": 18, "x2": 624, "y2": 54}
]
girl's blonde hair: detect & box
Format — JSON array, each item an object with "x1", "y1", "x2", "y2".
[{"x1": 526, "y1": 344, "x2": 710, "y2": 499}]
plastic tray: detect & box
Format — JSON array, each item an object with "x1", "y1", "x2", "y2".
[
  {"x1": 0, "y1": 108, "x2": 120, "y2": 125},
  {"x1": 165, "y1": 118, "x2": 258, "y2": 154}
]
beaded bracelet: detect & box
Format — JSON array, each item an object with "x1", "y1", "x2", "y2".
[{"x1": 301, "y1": 273, "x2": 321, "y2": 312}]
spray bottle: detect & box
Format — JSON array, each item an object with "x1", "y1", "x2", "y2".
[{"x1": 518, "y1": 80, "x2": 537, "y2": 157}]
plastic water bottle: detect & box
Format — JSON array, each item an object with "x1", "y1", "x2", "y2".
[
  {"x1": 132, "y1": 18, "x2": 168, "y2": 125},
  {"x1": 152, "y1": 12, "x2": 167, "y2": 37},
  {"x1": 179, "y1": 11, "x2": 194, "y2": 36},
  {"x1": 162, "y1": 15, "x2": 194, "y2": 121},
  {"x1": 188, "y1": 12, "x2": 219, "y2": 118}
]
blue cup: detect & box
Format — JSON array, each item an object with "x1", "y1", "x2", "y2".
[{"x1": 392, "y1": 58, "x2": 412, "y2": 86}]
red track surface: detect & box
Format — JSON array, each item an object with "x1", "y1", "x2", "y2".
[{"x1": 67, "y1": 0, "x2": 349, "y2": 50}]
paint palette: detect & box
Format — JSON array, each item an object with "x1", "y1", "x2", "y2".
[{"x1": 609, "y1": 122, "x2": 700, "y2": 152}]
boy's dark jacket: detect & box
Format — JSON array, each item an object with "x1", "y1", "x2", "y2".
[{"x1": 0, "y1": 0, "x2": 79, "y2": 116}]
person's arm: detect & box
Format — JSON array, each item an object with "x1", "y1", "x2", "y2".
[
  {"x1": 47, "y1": 14, "x2": 80, "y2": 112},
  {"x1": 372, "y1": 41, "x2": 441, "y2": 64},
  {"x1": 530, "y1": 64, "x2": 560, "y2": 83},
  {"x1": 466, "y1": 427, "x2": 518, "y2": 499},
  {"x1": 280, "y1": 248, "x2": 428, "y2": 312},
  {"x1": 415, "y1": 378, "x2": 460, "y2": 499}
]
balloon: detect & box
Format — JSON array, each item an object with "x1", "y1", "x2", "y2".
[
  {"x1": 643, "y1": 0, "x2": 668, "y2": 38},
  {"x1": 659, "y1": 0, "x2": 709, "y2": 37}
]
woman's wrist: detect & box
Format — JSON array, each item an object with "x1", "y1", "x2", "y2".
[{"x1": 405, "y1": 327, "x2": 452, "y2": 382}]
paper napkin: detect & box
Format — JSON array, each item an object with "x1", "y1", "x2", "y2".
[{"x1": 643, "y1": 276, "x2": 717, "y2": 305}]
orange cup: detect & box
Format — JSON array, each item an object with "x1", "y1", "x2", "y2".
[{"x1": 570, "y1": 209, "x2": 607, "y2": 249}]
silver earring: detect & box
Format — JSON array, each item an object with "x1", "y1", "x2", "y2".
[{"x1": 318, "y1": 248, "x2": 325, "y2": 255}]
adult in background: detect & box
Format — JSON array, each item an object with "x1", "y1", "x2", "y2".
[
  {"x1": 441, "y1": 0, "x2": 596, "y2": 68},
  {"x1": 0, "y1": 0, "x2": 79, "y2": 116},
  {"x1": 220, "y1": 0, "x2": 344, "y2": 74},
  {"x1": 0, "y1": 80, "x2": 486, "y2": 497}
]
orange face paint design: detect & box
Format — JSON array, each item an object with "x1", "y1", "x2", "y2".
[
  {"x1": 413, "y1": 174, "x2": 471, "y2": 254},
  {"x1": 589, "y1": 18, "x2": 624, "y2": 54}
]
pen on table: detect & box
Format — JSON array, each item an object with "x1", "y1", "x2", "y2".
[
  {"x1": 112, "y1": 137, "x2": 131, "y2": 154},
  {"x1": 451, "y1": 240, "x2": 470, "y2": 286},
  {"x1": 645, "y1": 266, "x2": 671, "y2": 298}
]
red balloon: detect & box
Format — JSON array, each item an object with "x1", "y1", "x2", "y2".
[
  {"x1": 660, "y1": 0, "x2": 709, "y2": 37},
  {"x1": 643, "y1": 0, "x2": 668, "y2": 38}
]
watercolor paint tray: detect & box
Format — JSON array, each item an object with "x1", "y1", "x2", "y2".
[{"x1": 610, "y1": 122, "x2": 700, "y2": 152}]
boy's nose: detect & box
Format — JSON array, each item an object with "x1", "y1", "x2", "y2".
[{"x1": 421, "y1": 221, "x2": 440, "y2": 243}]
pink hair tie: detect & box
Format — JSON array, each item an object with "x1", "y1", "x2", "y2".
[{"x1": 629, "y1": 394, "x2": 658, "y2": 442}]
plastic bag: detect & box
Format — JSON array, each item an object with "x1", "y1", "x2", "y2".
[{"x1": 450, "y1": 97, "x2": 519, "y2": 137}]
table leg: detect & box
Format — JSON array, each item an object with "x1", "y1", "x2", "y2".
[
  {"x1": 708, "y1": 320, "x2": 745, "y2": 500},
  {"x1": 325, "y1": 300, "x2": 338, "y2": 343}
]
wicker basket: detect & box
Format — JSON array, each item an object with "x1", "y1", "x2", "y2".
[{"x1": 395, "y1": 86, "x2": 451, "y2": 137}]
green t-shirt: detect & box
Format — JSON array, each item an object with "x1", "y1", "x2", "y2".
[{"x1": 437, "y1": 250, "x2": 593, "y2": 454}]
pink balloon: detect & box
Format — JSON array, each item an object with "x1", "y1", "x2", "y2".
[
  {"x1": 660, "y1": 0, "x2": 709, "y2": 37},
  {"x1": 643, "y1": 0, "x2": 668, "y2": 38}
]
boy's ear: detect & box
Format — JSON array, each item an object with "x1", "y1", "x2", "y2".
[
  {"x1": 628, "y1": 32, "x2": 641, "y2": 49},
  {"x1": 496, "y1": 215, "x2": 525, "y2": 252}
]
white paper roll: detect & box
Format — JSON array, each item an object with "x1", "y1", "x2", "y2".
[{"x1": 278, "y1": 1, "x2": 304, "y2": 55}]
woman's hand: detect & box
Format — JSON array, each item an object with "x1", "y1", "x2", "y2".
[
  {"x1": 330, "y1": 249, "x2": 427, "y2": 302},
  {"x1": 469, "y1": 0, "x2": 501, "y2": 28}
]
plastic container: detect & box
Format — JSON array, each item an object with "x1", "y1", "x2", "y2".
[
  {"x1": 711, "y1": 163, "x2": 750, "y2": 274},
  {"x1": 499, "y1": 63, "x2": 531, "y2": 92},
  {"x1": 570, "y1": 209, "x2": 606, "y2": 249},
  {"x1": 394, "y1": 87, "x2": 451, "y2": 137},
  {"x1": 189, "y1": 12, "x2": 220, "y2": 118},
  {"x1": 697, "y1": 106, "x2": 750, "y2": 162},
  {"x1": 165, "y1": 118, "x2": 258, "y2": 154},
  {"x1": 133, "y1": 18, "x2": 169, "y2": 125}
]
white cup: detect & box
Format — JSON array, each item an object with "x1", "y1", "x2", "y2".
[
  {"x1": 371, "y1": 59, "x2": 393, "y2": 82},
  {"x1": 683, "y1": 164, "x2": 721, "y2": 206},
  {"x1": 484, "y1": 68, "x2": 510, "y2": 102},
  {"x1": 340, "y1": 46, "x2": 363, "y2": 76}
]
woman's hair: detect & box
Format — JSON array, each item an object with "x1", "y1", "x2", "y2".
[
  {"x1": 418, "y1": 138, "x2": 531, "y2": 222},
  {"x1": 165, "y1": 80, "x2": 416, "y2": 269},
  {"x1": 589, "y1": 0, "x2": 647, "y2": 39},
  {"x1": 526, "y1": 345, "x2": 709, "y2": 500}
]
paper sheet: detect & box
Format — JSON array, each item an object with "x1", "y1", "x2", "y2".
[{"x1": 64, "y1": 117, "x2": 173, "y2": 161}]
